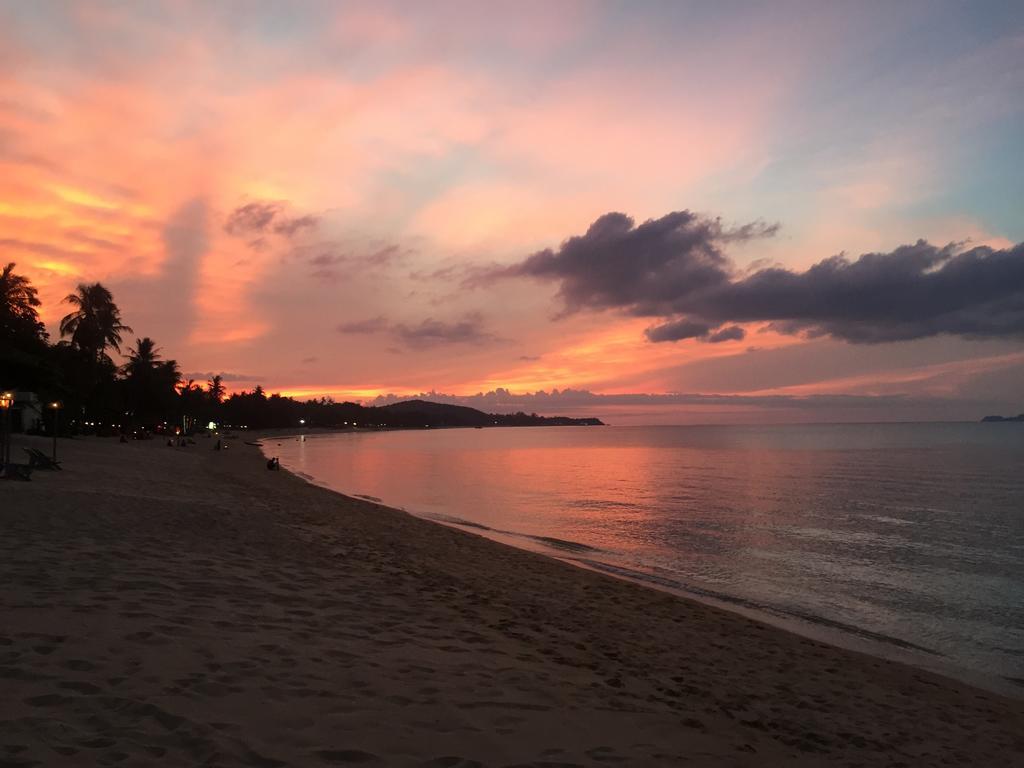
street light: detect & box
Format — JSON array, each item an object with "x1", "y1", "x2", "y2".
[
  {"x1": 48, "y1": 401, "x2": 62, "y2": 462},
  {"x1": 0, "y1": 392, "x2": 13, "y2": 467}
]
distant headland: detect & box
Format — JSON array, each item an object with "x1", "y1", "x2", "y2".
[
  {"x1": 372, "y1": 399, "x2": 604, "y2": 429},
  {"x1": 980, "y1": 413, "x2": 1024, "y2": 422}
]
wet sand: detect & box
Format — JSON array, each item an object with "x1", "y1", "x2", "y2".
[{"x1": 2, "y1": 434, "x2": 1023, "y2": 767}]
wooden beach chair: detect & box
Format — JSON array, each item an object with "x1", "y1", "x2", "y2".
[
  {"x1": 0, "y1": 462, "x2": 33, "y2": 481},
  {"x1": 24, "y1": 447, "x2": 62, "y2": 470}
]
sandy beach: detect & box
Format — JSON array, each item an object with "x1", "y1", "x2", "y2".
[{"x1": 2, "y1": 434, "x2": 1023, "y2": 767}]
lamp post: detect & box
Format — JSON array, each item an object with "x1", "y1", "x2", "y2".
[
  {"x1": 48, "y1": 401, "x2": 62, "y2": 462},
  {"x1": 0, "y1": 392, "x2": 13, "y2": 469}
]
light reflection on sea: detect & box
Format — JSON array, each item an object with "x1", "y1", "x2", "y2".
[{"x1": 269, "y1": 423, "x2": 1024, "y2": 693}]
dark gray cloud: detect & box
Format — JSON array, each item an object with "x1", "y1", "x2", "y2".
[
  {"x1": 686, "y1": 240, "x2": 1024, "y2": 343},
  {"x1": 708, "y1": 325, "x2": 746, "y2": 343},
  {"x1": 645, "y1": 320, "x2": 745, "y2": 343},
  {"x1": 502, "y1": 210, "x2": 1024, "y2": 345},
  {"x1": 225, "y1": 202, "x2": 277, "y2": 235},
  {"x1": 394, "y1": 314, "x2": 499, "y2": 347},
  {"x1": 503, "y1": 211, "x2": 776, "y2": 317},
  {"x1": 299, "y1": 241, "x2": 411, "y2": 281},
  {"x1": 224, "y1": 201, "x2": 318, "y2": 239},
  {"x1": 338, "y1": 312, "x2": 502, "y2": 347},
  {"x1": 644, "y1": 319, "x2": 712, "y2": 342},
  {"x1": 273, "y1": 214, "x2": 318, "y2": 237}
]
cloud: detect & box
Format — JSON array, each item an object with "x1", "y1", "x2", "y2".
[
  {"x1": 299, "y1": 241, "x2": 411, "y2": 280},
  {"x1": 502, "y1": 211, "x2": 774, "y2": 316},
  {"x1": 273, "y1": 214, "x2": 318, "y2": 237},
  {"x1": 644, "y1": 319, "x2": 712, "y2": 342},
  {"x1": 365, "y1": 386, "x2": 990, "y2": 414},
  {"x1": 644, "y1": 320, "x2": 745, "y2": 343},
  {"x1": 503, "y1": 210, "x2": 1024, "y2": 345},
  {"x1": 337, "y1": 316, "x2": 390, "y2": 334},
  {"x1": 393, "y1": 313, "x2": 500, "y2": 347},
  {"x1": 708, "y1": 325, "x2": 746, "y2": 343},
  {"x1": 686, "y1": 240, "x2": 1024, "y2": 343},
  {"x1": 224, "y1": 202, "x2": 278, "y2": 235},
  {"x1": 111, "y1": 197, "x2": 208, "y2": 349},
  {"x1": 182, "y1": 371, "x2": 264, "y2": 382},
  {"x1": 337, "y1": 312, "x2": 503, "y2": 347},
  {"x1": 224, "y1": 201, "x2": 318, "y2": 239}
]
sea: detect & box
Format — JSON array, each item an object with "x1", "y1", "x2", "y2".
[{"x1": 266, "y1": 422, "x2": 1024, "y2": 696}]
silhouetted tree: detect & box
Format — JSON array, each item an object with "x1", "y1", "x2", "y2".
[
  {"x1": 207, "y1": 374, "x2": 225, "y2": 403},
  {"x1": 177, "y1": 378, "x2": 207, "y2": 431},
  {"x1": 122, "y1": 337, "x2": 181, "y2": 427},
  {"x1": 1, "y1": 263, "x2": 49, "y2": 389},
  {"x1": 1, "y1": 263, "x2": 47, "y2": 348},
  {"x1": 55, "y1": 283, "x2": 131, "y2": 426},
  {"x1": 60, "y1": 282, "x2": 132, "y2": 365}
]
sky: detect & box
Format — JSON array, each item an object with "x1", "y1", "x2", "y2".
[{"x1": 2, "y1": 0, "x2": 1023, "y2": 424}]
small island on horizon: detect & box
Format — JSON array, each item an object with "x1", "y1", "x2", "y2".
[{"x1": 980, "y1": 413, "x2": 1024, "y2": 422}]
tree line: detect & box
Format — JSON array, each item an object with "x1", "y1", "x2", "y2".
[
  {"x1": 1, "y1": 263, "x2": 237, "y2": 433},
  {"x1": 2, "y1": 263, "x2": 603, "y2": 434}
]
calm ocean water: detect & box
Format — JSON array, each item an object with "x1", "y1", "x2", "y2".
[{"x1": 268, "y1": 423, "x2": 1024, "y2": 693}]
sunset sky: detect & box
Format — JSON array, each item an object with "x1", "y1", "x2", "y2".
[{"x1": 2, "y1": 1, "x2": 1023, "y2": 423}]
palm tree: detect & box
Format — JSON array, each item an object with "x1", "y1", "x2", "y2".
[
  {"x1": 124, "y1": 336, "x2": 161, "y2": 377},
  {"x1": 0, "y1": 262, "x2": 48, "y2": 349},
  {"x1": 60, "y1": 282, "x2": 131, "y2": 364},
  {"x1": 122, "y1": 337, "x2": 181, "y2": 427},
  {"x1": 207, "y1": 374, "x2": 225, "y2": 403}
]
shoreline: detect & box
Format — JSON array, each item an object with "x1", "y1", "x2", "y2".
[
  {"x1": 4, "y1": 433, "x2": 1023, "y2": 765},
  {"x1": 262, "y1": 429, "x2": 1023, "y2": 701}
]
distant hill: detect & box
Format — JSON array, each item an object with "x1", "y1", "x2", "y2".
[
  {"x1": 378, "y1": 399, "x2": 604, "y2": 428},
  {"x1": 217, "y1": 393, "x2": 604, "y2": 431},
  {"x1": 980, "y1": 413, "x2": 1024, "y2": 422}
]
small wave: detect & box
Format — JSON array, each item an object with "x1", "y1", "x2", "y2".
[
  {"x1": 424, "y1": 514, "x2": 601, "y2": 553},
  {"x1": 528, "y1": 535, "x2": 601, "y2": 553},
  {"x1": 993, "y1": 645, "x2": 1024, "y2": 658},
  {"x1": 575, "y1": 558, "x2": 940, "y2": 656},
  {"x1": 565, "y1": 498, "x2": 641, "y2": 511},
  {"x1": 353, "y1": 494, "x2": 383, "y2": 503},
  {"x1": 863, "y1": 515, "x2": 916, "y2": 526},
  {"x1": 424, "y1": 513, "x2": 494, "y2": 532}
]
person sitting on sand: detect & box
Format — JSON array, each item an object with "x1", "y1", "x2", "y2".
[{"x1": 266, "y1": 457, "x2": 280, "y2": 471}]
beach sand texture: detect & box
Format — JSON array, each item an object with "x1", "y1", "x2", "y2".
[{"x1": 2, "y1": 435, "x2": 1023, "y2": 767}]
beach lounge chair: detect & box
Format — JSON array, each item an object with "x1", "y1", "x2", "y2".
[
  {"x1": 0, "y1": 462, "x2": 33, "y2": 481},
  {"x1": 24, "y1": 447, "x2": 62, "y2": 470}
]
